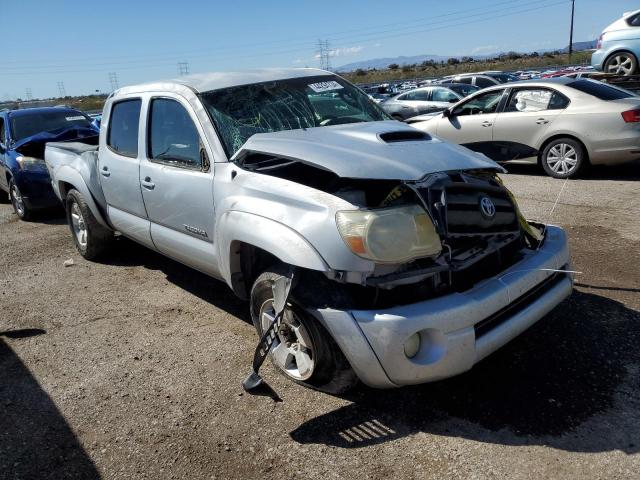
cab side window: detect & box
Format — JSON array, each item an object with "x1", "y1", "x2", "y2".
[
  {"x1": 454, "y1": 90, "x2": 504, "y2": 116},
  {"x1": 148, "y1": 98, "x2": 202, "y2": 170},
  {"x1": 505, "y1": 89, "x2": 570, "y2": 112},
  {"x1": 107, "y1": 99, "x2": 142, "y2": 157}
]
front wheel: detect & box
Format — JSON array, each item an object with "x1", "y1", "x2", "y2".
[
  {"x1": 65, "y1": 189, "x2": 114, "y2": 260},
  {"x1": 540, "y1": 138, "x2": 586, "y2": 179},
  {"x1": 604, "y1": 52, "x2": 638, "y2": 76},
  {"x1": 249, "y1": 267, "x2": 357, "y2": 393},
  {"x1": 9, "y1": 179, "x2": 31, "y2": 221}
]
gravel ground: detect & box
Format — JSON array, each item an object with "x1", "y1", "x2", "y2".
[{"x1": 1, "y1": 163, "x2": 639, "y2": 480}]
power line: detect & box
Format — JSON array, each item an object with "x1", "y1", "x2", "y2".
[
  {"x1": 25, "y1": 88, "x2": 33, "y2": 101},
  {"x1": 1, "y1": 0, "x2": 567, "y2": 74},
  {"x1": 178, "y1": 61, "x2": 190, "y2": 76},
  {"x1": 57, "y1": 81, "x2": 66, "y2": 97},
  {"x1": 108, "y1": 72, "x2": 119, "y2": 91}
]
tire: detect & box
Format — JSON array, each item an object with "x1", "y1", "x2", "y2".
[
  {"x1": 9, "y1": 179, "x2": 32, "y2": 221},
  {"x1": 249, "y1": 266, "x2": 357, "y2": 394},
  {"x1": 540, "y1": 138, "x2": 587, "y2": 179},
  {"x1": 604, "y1": 51, "x2": 638, "y2": 76},
  {"x1": 65, "y1": 189, "x2": 114, "y2": 260}
]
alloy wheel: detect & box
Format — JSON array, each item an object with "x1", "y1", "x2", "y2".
[
  {"x1": 259, "y1": 299, "x2": 315, "y2": 381},
  {"x1": 70, "y1": 201, "x2": 88, "y2": 248},
  {"x1": 10, "y1": 184, "x2": 25, "y2": 218},
  {"x1": 606, "y1": 54, "x2": 635, "y2": 75},
  {"x1": 546, "y1": 143, "x2": 578, "y2": 176}
]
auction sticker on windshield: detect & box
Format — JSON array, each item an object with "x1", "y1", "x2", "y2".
[
  {"x1": 66, "y1": 116, "x2": 86, "y2": 121},
  {"x1": 308, "y1": 81, "x2": 344, "y2": 93}
]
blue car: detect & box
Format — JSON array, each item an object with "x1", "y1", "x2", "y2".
[
  {"x1": 592, "y1": 9, "x2": 640, "y2": 76},
  {"x1": 0, "y1": 107, "x2": 98, "y2": 220}
]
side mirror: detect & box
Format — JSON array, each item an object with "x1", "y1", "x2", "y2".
[{"x1": 442, "y1": 108, "x2": 452, "y2": 118}]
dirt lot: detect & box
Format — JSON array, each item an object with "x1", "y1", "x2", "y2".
[{"x1": 1, "y1": 163, "x2": 639, "y2": 480}]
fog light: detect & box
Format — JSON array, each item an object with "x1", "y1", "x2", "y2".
[{"x1": 404, "y1": 333, "x2": 421, "y2": 358}]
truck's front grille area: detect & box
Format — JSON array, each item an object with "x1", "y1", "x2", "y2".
[
  {"x1": 474, "y1": 270, "x2": 568, "y2": 338},
  {"x1": 444, "y1": 184, "x2": 519, "y2": 236}
]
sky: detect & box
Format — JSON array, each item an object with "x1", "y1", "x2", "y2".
[{"x1": 1, "y1": 0, "x2": 637, "y2": 99}]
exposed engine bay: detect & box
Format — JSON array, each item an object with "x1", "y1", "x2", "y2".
[{"x1": 236, "y1": 151, "x2": 545, "y2": 308}]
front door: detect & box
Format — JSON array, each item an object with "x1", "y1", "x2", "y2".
[
  {"x1": 436, "y1": 89, "x2": 505, "y2": 155},
  {"x1": 100, "y1": 97, "x2": 153, "y2": 247},
  {"x1": 139, "y1": 96, "x2": 218, "y2": 276}
]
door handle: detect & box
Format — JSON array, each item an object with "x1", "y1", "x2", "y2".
[
  {"x1": 481, "y1": 121, "x2": 493, "y2": 127},
  {"x1": 141, "y1": 176, "x2": 155, "y2": 190},
  {"x1": 536, "y1": 118, "x2": 549, "y2": 124},
  {"x1": 100, "y1": 166, "x2": 110, "y2": 177}
]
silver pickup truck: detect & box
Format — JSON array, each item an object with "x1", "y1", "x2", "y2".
[{"x1": 45, "y1": 68, "x2": 572, "y2": 392}]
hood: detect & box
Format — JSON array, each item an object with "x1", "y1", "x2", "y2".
[
  {"x1": 233, "y1": 120, "x2": 502, "y2": 181},
  {"x1": 13, "y1": 126, "x2": 99, "y2": 158}
]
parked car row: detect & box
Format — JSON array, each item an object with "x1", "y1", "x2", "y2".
[{"x1": 2, "y1": 68, "x2": 575, "y2": 394}]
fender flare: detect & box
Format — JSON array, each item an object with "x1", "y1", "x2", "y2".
[
  {"x1": 54, "y1": 165, "x2": 110, "y2": 229},
  {"x1": 217, "y1": 210, "x2": 329, "y2": 290}
]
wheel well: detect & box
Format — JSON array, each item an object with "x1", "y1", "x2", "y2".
[
  {"x1": 229, "y1": 242, "x2": 281, "y2": 300},
  {"x1": 58, "y1": 181, "x2": 74, "y2": 203},
  {"x1": 605, "y1": 49, "x2": 638, "y2": 65},
  {"x1": 538, "y1": 134, "x2": 590, "y2": 165}
]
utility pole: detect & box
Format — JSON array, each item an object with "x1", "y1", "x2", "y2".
[
  {"x1": 57, "y1": 81, "x2": 66, "y2": 98},
  {"x1": 568, "y1": 0, "x2": 575, "y2": 62},
  {"x1": 178, "y1": 62, "x2": 190, "y2": 76},
  {"x1": 25, "y1": 88, "x2": 33, "y2": 101},
  {"x1": 108, "y1": 72, "x2": 120, "y2": 92}
]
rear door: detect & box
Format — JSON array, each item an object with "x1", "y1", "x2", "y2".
[
  {"x1": 139, "y1": 95, "x2": 218, "y2": 276},
  {"x1": 100, "y1": 97, "x2": 154, "y2": 247},
  {"x1": 436, "y1": 89, "x2": 505, "y2": 153},
  {"x1": 492, "y1": 87, "x2": 569, "y2": 160}
]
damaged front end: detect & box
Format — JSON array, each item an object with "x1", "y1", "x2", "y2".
[{"x1": 235, "y1": 147, "x2": 544, "y2": 309}]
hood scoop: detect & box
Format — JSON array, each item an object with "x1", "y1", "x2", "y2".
[{"x1": 378, "y1": 130, "x2": 431, "y2": 143}]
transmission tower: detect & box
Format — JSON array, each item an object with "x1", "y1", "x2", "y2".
[
  {"x1": 57, "y1": 81, "x2": 66, "y2": 98},
  {"x1": 25, "y1": 88, "x2": 33, "y2": 101},
  {"x1": 178, "y1": 62, "x2": 190, "y2": 76},
  {"x1": 108, "y1": 72, "x2": 120, "y2": 91},
  {"x1": 316, "y1": 39, "x2": 332, "y2": 71}
]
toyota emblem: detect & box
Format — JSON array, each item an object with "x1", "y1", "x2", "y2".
[{"x1": 479, "y1": 196, "x2": 496, "y2": 219}]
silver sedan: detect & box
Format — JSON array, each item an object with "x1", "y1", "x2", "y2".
[
  {"x1": 382, "y1": 84, "x2": 479, "y2": 120},
  {"x1": 410, "y1": 78, "x2": 640, "y2": 178}
]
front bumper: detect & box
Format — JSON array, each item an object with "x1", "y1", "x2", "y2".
[{"x1": 310, "y1": 225, "x2": 572, "y2": 388}]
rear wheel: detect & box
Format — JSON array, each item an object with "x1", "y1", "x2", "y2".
[
  {"x1": 65, "y1": 189, "x2": 114, "y2": 260},
  {"x1": 9, "y1": 179, "x2": 31, "y2": 221},
  {"x1": 540, "y1": 138, "x2": 586, "y2": 179},
  {"x1": 604, "y1": 52, "x2": 638, "y2": 76},
  {"x1": 249, "y1": 267, "x2": 357, "y2": 393}
]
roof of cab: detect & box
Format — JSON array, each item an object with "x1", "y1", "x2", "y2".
[{"x1": 116, "y1": 68, "x2": 333, "y2": 95}]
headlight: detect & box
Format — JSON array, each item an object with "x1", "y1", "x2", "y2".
[
  {"x1": 336, "y1": 205, "x2": 441, "y2": 263},
  {"x1": 16, "y1": 156, "x2": 47, "y2": 172}
]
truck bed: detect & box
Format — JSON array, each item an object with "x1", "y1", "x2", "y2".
[{"x1": 45, "y1": 142, "x2": 107, "y2": 212}]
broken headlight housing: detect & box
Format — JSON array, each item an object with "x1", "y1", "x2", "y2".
[
  {"x1": 336, "y1": 205, "x2": 442, "y2": 263},
  {"x1": 16, "y1": 156, "x2": 47, "y2": 172}
]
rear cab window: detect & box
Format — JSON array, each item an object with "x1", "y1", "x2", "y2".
[
  {"x1": 568, "y1": 80, "x2": 635, "y2": 100},
  {"x1": 107, "y1": 99, "x2": 142, "y2": 157}
]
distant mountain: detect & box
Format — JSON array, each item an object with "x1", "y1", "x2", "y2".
[{"x1": 336, "y1": 41, "x2": 596, "y2": 72}]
